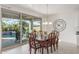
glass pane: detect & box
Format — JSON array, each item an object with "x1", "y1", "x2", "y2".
[
  {"x1": 33, "y1": 20, "x2": 41, "y2": 31},
  {"x1": 2, "y1": 18, "x2": 20, "y2": 48}
]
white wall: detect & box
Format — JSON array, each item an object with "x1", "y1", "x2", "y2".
[
  {"x1": 56, "y1": 12, "x2": 78, "y2": 45},
  {"x1": 42, "y1": 12, "x2": 78, "y2": 45}
]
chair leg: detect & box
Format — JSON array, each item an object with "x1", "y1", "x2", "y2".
[
  {"x1": 29, "y1": 47, "x2": 31, "y2": 54},
  {"x1": 56, "y1": 38, "x2": 59, "y2": 50},
  {"x1": 38, "y1": 48, "x2": 41, "y2": 53},
  {"x1": 42, "y1": 48, "x2": 43, "y2": 54},
  {"x1": 34, "y1": 49, "x2": 36, "y2": 54},
  {"x1": 51, "y1": 45, "x2": 53, "y2": 53},
  {"x1": 53, "y1": 44, "x2": 56, "y2": 51},
  {"x1": 40, "y1": 48, "x2": 41, "y2": 53},
  {"x1": 47, "y1": 47, "x2": 49, "y2": 54},
  {"x1": 56, "y1": 43, "x2": 58, "y2": 50}
]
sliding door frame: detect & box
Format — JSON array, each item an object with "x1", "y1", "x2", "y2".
[
  {"x1": 0, "y1": 6, "x2": 2, "y2": 53},
  {"x1": 19, "y1": 13, "x2": 23, "y2": 44}
]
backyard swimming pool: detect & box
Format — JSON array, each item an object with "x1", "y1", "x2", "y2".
[{"x1": 2, "y1": 31, "x2": 16, "y2": 38}]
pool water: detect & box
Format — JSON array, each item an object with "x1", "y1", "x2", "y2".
[
  {"x1": 2, "y1": 33, "x2": 16, "y2": 38},
  {"x1": 2, "y1": 31, "x2": 28, "y2": 48},
  {"x1": 2, "y1": 31, "x2": 16, "y2": 38}
]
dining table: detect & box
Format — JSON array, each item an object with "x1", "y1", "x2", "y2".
[{"x1": 35, "y1": 36, "x2": 49, "y2": 54}]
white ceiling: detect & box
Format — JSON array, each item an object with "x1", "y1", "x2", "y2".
[
  {"x1": 3, "y1": 4, "x2": 79, "y2": 15},
  {"x1": 17, "y1": 4, "x2": 79, "y2": 15}
]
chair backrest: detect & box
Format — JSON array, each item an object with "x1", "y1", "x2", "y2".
[
  {"x1": 54, "y1": 31, "x2": 59, "y2": 43},
  {"x1": 48, "y1": 33, "x2": 52, "y2": 44},
  {"x1": 29, "y1": 33, "x2": 36, "y2": 47},
  {"x1": 50, "y1": 32, "x2": 56, "y2": 44}
]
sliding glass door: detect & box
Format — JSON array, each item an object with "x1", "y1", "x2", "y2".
[
  {"x1": 1, "y1": 8, "x2": 42, "y2": 50},
  {"x1": 1, "y1": 9, "x2": 20, "y2": 48},
  {"x1": 22, "y1": 20, "x2": 31, "y2": 44}
]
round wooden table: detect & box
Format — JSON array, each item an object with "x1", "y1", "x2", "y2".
[{"x1": 36, "y1": 39, "x2": 49, "y2": 54}]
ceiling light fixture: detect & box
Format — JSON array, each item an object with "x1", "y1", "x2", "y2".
[
  {"x1": 49, "y1": 22, "x2": 52, "y2": 25},
  {"x1": 43, "y1": 5, "x2": 53, "y2": 25}
]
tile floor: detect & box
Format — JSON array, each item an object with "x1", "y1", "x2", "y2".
[{"x1": 2, "y1": 42, "x2": 79, "y2": 54}]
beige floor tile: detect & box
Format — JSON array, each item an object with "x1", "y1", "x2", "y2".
[{"x1": 2, "y1": 42, "x2": 79, "y2": 54}]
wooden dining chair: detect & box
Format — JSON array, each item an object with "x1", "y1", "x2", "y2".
[
  {"x1": 55, "y1": 31, "x2": 59, "y2": 50},
  {"x1": 47, "y1": 33, "x2": 53, "y2": 53},
  {"x1": 46, "y1": 32, "x2": 56, "y2": 53},
  {"x1": 29, "y1": 33, "x2": 41, "y2": 54},
  {"x1": 51, "y1": 32, "x2": 56, "y2": 51},
  {"x1": 38, "y1": 40, "x2": 49, "y2": 54}
]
